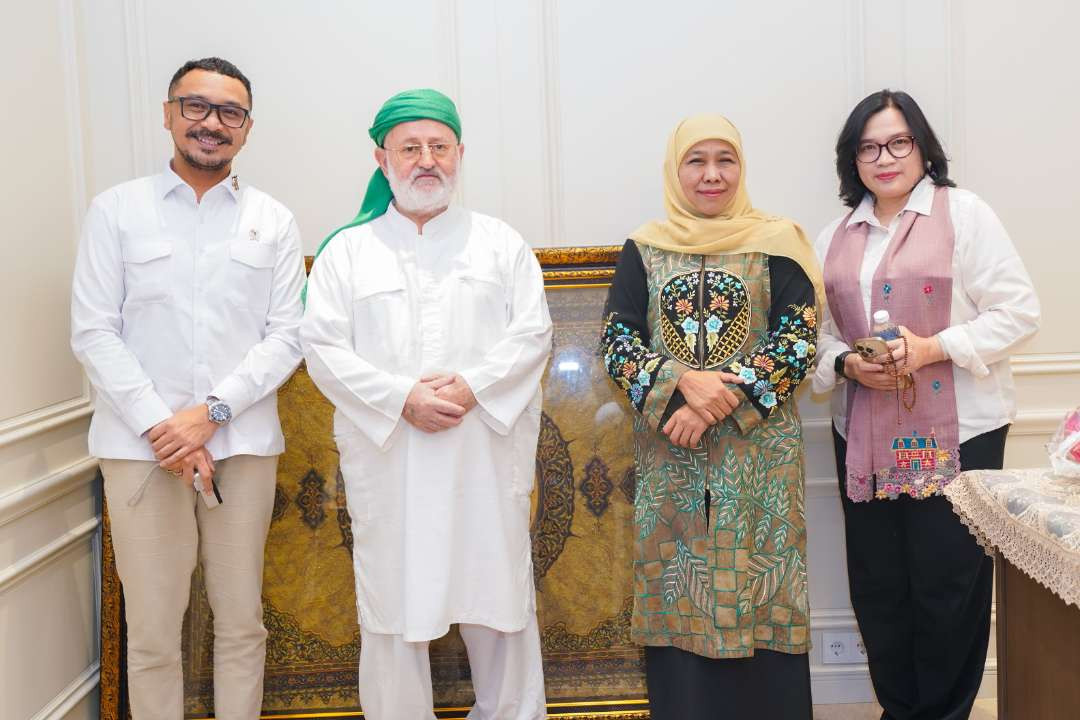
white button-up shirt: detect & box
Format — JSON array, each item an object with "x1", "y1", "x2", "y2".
[
  {"x1": 812, "y1": 177, "x2": 1041, "y2": 442},
  {"x1": 71, "y1": 163, "x2": 305, "y2": 460}
]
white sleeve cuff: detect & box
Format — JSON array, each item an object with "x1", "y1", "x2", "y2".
[
  {"x1": 365, "y1": 374, "x2": 415, "y2": 449},
  {"x1": 128, "y1": 393, "x2": 174, "y2": 437},
  {"x1": 937, "y1": 326, "x2": 990, "y2": 378},
  {"x1": 812, "y1": 347, "x2": 846, "y2": 395}
]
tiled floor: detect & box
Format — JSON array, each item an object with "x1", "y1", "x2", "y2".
[{"x1": 813, "y1": 698, "x2": 996, "y2": 719}]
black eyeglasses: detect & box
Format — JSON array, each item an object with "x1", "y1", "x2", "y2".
[
  {"x1": 168, "y1": 96, "x2": 250, "y2": 128},
  {"x1": 856, "y1": 135, "x2": 916, "y2": 163}
]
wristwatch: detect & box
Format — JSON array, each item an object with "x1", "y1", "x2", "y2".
[
  {"x1": 834, "y1": 351, "x2": 855, "y2": 380},
  {"x1": 206, "y1": 396, "x2": 232, "y2": 425}
]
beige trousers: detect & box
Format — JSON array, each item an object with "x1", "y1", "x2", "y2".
[
  {"x1": 357, "y1": 613, "x2": 547, "y2": 720},
  {"x1": 101, "y1": 454, "x2": 277, "y2": 720}
]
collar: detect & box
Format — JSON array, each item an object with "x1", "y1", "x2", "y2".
[
  {"x1": 155, "y1": 160, "x2": 242, "y2": 202},
  {"x1": 846, "y1": 175, "x2": 935, "y2": 229},
  {"x1": 384, "y1": 200, "x2": 463, "y2": 238}
]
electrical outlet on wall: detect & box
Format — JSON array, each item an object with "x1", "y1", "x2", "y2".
[
  {"x1": 822, "y1": 631, "x2": 867, "y2": 664},
  {"x1": 822, "y1": 632, "x2": 847, "y2": 664}
]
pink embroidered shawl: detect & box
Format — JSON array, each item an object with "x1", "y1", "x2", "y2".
[{"x1": 824, "y1": 186, "x2": 961, "y2": 502}]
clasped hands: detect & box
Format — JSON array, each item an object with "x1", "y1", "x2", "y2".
[
  {"x1": 148, "y1": 404, "x2": 217, "y2": 492},
  {"x1": 402, "y1": 373, "x2": 477, "y2": 433},
  {"x1": 663, "y1": 370, "x2": 743, "y2": 449},
  {"x1": 843, "y1": 326, "x2": 945, "y2": 392}
]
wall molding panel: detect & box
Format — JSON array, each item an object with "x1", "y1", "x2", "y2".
[
  {"x1": 0, "y1": 456, "x2": 98, "y2": 529},
  {"x1": 28, "y1": 662, "x2": 100, "y2": 720},
  {"x1": 0, "y1": 516, "x2": 99, "y2": 594},
  {"x1": 0, "y1": 398, "x2": 93, "y2": 451},
  {"x1": 538, "y1": 0, "x2": 566, "y2": 249},
  {"x1": 844, "y1": 0, "x2": 867, "y2": 106},
  {"x1": 1011, "y1": 353, "x2": 1080, "y2": 376},
  {"x1": 121, "y1": 0, "x2": 153, "y2": 177},
  {"x1": 2, "y1": 4, "x2": 100, "y2": 719}
]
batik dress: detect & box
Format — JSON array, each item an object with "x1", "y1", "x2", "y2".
[{"x1": 602, "y1": 239, "x2": 816, "y2": 660}]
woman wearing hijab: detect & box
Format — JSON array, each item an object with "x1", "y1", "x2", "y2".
[
  {"x1": 813, "y1": 90, "x2": 1040, "y2": 720},
  {"x1": 601, "y1": 114, "x2": 821, "y2": 719}
]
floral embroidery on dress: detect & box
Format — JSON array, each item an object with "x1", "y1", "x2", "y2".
[
  {"x1": 724, "y1": 304, "x2": 817, "y2": 418},
  {"x1": 602, "y1": 315, "x2": 668, "y2": 412},
  {"x1": 658, "y1": 269, "x2": 751, "y2": 368}
]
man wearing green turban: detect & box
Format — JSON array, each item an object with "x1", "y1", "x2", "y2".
[{"x1": 300, "y1": 89, "x2": 552, "y2": 719}]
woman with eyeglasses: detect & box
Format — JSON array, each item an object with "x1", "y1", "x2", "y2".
[
  {"x1": 601, "y1": 114, "x2": 823, "y2": 719},
  {"x1": 812, "y1": 90, "x2": 1040, "y2": 720}
]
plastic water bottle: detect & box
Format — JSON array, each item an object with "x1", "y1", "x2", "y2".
[{"x1": 871, "y1": 309, "x2": 901, "y2": 340}]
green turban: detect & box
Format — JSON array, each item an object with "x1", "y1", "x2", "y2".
[{"x1": 303, "y1": 89, "x2": 462, "y2": 304}]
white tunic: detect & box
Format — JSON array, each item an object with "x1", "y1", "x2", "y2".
[{"x1": 300, "y1": 203, "x2": 552, "y2": 642}]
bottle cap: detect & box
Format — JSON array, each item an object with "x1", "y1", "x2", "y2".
[{"x1": 872, "y1": 310, "x2": 891, "y2": 325}]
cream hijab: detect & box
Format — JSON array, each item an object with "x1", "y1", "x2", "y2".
[{"x1": 630, "y1": 114, "x2": 823, "y2": 304}]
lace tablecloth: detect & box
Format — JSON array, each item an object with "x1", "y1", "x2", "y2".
[{"x1": 945, "y1": 468, "x2": 1080, "y2": 608}]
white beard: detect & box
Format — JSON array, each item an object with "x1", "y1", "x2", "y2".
[{"x1": 386, "y1": 164, "x2": 457, "y2": 215}]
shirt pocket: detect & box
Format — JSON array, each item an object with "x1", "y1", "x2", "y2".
[
  {"x1": 453, "y1": 270, "x2": 505, "y2": 345},
  {"x1": 120, "y1": 236, "x2": 173, "y2": 306},
  {"x1": 352, "y1": 274, "x2": 409, "y2": 364},
  {"x1": 226, "y1": 239, "x2": 276, "y2": 316}
]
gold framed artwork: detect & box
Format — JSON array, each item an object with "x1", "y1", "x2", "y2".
[{"x1": 101, "y1": 245, "x2": 651, "y2": 719}]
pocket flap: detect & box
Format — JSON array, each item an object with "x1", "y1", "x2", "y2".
[
  {"x1": 229, "y1": 240, "x2": 276, "y2": 269},
  {"x1": 456, "y1": 270, "x2": 502, "y2": 287},
  {"x1": 121, "y1": 236, "x2": 172, "y2": 264},
  {"x1": 353, "y1": 274, "x2": 406, "y2": 302}
]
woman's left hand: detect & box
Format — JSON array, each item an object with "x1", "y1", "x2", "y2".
[{"x1": 877, "y1": 326, "x2": 947, "y2": 374}]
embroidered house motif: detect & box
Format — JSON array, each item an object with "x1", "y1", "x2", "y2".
[{"x1": 892, "y1": 431, "x2": 938, "y2": 471}]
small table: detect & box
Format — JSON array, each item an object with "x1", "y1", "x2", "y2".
[{"x1": 945, "y1": 468, "x2": 1080, "y2": 720}]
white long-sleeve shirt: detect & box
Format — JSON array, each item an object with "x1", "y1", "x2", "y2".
[
  {"x1": 812, "y1": 177, "x2": 1040, "y2": 442},
  {"x1": 301, "y1": 203, "x2": 552, "y2": 640},
  {"x1": 70, "y1": 163, "x2": 305, "y2": 460}
]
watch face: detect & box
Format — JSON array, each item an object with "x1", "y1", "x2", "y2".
[{"x1": 209, "y1": 402, "x2": 231, "y2": 424}]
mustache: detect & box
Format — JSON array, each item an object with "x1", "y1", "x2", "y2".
[
  {"x1": 408, "y1": 166, "x2": 447, "y2": 183},
  {"x1": 186, "y1": 129, "x2": 232, "y2": 145}
]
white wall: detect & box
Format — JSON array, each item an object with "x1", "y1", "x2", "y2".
[
  {"x1": 8, "y1": 0, "x2": 1077, "y2": 715},
  {"x1": 0, "y1": 1, "x2": 100, "y2": 719}
]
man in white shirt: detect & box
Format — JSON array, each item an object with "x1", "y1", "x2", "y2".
[
  {"x1": 301, "y1": 89, "x2": 552, "y2": 720},
  {"x1": 70, "y1": 57, "x2": 305, "y2": 719}
]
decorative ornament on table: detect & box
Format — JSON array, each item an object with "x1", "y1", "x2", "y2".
[{"x1": 1047, "y1": 406, "x2": 1080, "y2": 478}]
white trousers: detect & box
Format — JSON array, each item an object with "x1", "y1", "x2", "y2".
[
  {"x1": 101, "y1": 455, "x2": 277, "y2": 720},
  {"x1": 358, "y1": 613, "x2": 547, "y2": 720}
]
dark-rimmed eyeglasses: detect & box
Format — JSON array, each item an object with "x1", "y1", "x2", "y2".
[
  {"x1": 168, "y1": 96, "x2": 250, "y2": 128},
  {"x1": 856, "y1": 135, "x2": 916, "y2": 163}
]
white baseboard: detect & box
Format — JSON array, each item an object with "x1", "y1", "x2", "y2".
[{"x1": 811, "y1": 659, "x2": 997, "y2": 705}]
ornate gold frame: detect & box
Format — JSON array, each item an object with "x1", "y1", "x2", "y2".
[{"x1": 101, "y1": 245, "x2": 646, "y2": 720}]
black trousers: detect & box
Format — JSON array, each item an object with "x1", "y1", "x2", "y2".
[
  {"x1": 644, "y1": 646, "x2": 812, "y2": 720},
  {"x1": 834, "y1": 424, "x2": 1006, "y2": 720}
]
